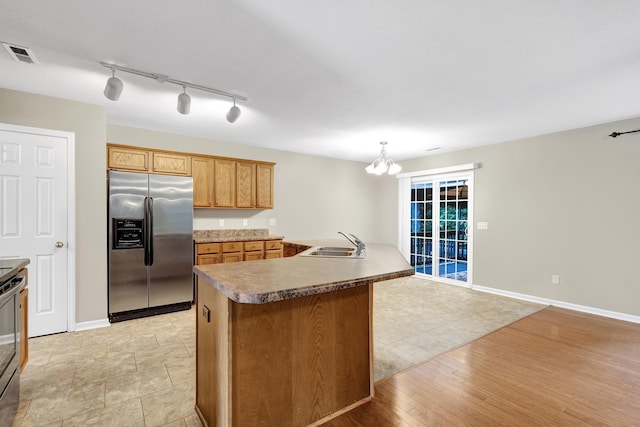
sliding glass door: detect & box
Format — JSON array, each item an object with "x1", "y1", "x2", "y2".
[{"x1": 400, "y1": 168, "x2": 474, "y2": 285}]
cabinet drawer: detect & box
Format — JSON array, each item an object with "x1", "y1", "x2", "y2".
[
  {"x1": 244, "y1": 241, "x2": 264, "y2": 252},
  {"x1": 196, "y1": 243, "x2": 221, "y2": 255},
  {"x1": 222, "y1": 242, "x2": 243, "y2": 253},
  {"x1": 265, "y1": 240, "x2": 282, "y2": 250}
]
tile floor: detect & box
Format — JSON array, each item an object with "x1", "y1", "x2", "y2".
[
  {"x1": 12, "y1": 308, "x2": 200, "y2": 427},
  {"x1": 11, "y1": 277, "x2": 545, "y2": 426}
]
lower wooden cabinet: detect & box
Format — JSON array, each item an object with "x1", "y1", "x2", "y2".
[
  {"x1": 265, "y1": 240, "x2": 283, "y2": 259},
  {"x1": 195, "y1": 278, "x2": 372, "y2": 426},
  {"x1": 243, "y1": 241, "x2": 264, "y2": 261},
  {"x1": 283, "y1": 242, "x2": 309, "y2": 257},
  {"x1": 195, "y1": 239, "x2": 283, "y2": 266}
]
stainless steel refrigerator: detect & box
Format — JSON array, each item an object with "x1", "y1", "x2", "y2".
[{"x1": 108, "y1": 170, "x2": 193, "y2": 322}]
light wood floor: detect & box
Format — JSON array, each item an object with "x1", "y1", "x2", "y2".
[{"x1": 326, "y1": 306, "x2": 640, "y2": 426}]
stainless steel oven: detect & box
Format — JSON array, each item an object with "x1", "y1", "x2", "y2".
[{"x1": 0, "y1": 270, "x2": 25, "y2": 423}]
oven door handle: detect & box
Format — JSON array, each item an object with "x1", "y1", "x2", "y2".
[{"x1": 0, "y1": 275, "x2": 25, "y2": 306}]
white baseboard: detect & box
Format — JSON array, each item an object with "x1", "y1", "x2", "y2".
[
  {"x1": 73, "y1": 318, "x2": 110, "y2": 332},
  {"x1": 472, "y1": 284, "x2": 640, "y2": 324}
]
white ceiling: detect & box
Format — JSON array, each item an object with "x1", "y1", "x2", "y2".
[{"x1": 2, "y1": 1, "x2": 640, "y2": 162}]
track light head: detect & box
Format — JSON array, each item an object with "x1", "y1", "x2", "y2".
[
  {"x1": 226, "y1": 98, "x2": 241, "y2": 123},
  {"x1": 103, "y1": 67, "x2": 123, "y2": 101},
  {"x1": 177, "y1": 86, "x2": 191, "y2": 115}
]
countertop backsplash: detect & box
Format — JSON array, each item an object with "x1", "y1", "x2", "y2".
[{"x1": 193, "y1": 228, "x2": 284, "y2": 243}]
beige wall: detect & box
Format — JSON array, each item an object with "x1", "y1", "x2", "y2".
[
  {"x1": 107, "y1": 125, "x2": 383, "y2": 241},
  {"x1": 3, "y1": 87, "x2": 640, "y2": 322},
  {"x1": 397, "y1": 118, "x2": 640, "y2": 316},
  {"x1": 0, "y1": 88, "x2": 383, "y2": 324},
  {"x1": 0, "y1": 88, "x2": 107, "y2": 323}
]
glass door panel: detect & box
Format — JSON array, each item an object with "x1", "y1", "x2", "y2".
[{"x1": 410, "y1": 177, "x2": 470, "y2": 283}]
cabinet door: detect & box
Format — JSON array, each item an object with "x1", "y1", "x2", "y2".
[
  {"x1": 197, "y1": 254, "x2": 222, "y2": 265},
  {"x1": 108, "y1": 146, "x2": 149, "y2": 172},
  {"x1": 152, "y1": 152, "x2": 190, "y2": 175},
  {"x1": 244, "y1": 252, "x2": 264, "y2": 261},
  {"x1": 256, "y1": 164, "x2": 274, "y2": 208},
  {"x1": 222, "y1": 252, "x2": 243, "y2": 263},
  {"x1": 214, "y1": 159, "x2": 236, "y2": 207},
  {"x1": 265, "y1": 250, "x2": 282, "y2": 259},
  {"x1": 236, "y1": 162, "x2": 256, "y2": 208},
  {"x1": 192, "y1": 157, "x2": 215, "y2": 208}
]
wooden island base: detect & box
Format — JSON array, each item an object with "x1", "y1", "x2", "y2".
[{"x1": 196, "y1": 279, "x2": 374, "y2": 427}]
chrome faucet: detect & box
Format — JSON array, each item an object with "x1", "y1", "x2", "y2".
[{"x1": 338, "y1": 232, "x2": 366, "y2": 256}]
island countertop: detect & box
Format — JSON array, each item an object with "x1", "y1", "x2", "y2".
[{"x1": 193, "y1": 241, "x2": 414, "y2": 304}]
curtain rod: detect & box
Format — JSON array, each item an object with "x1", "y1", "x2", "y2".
[{"x1": 608, "y1": 129, "x2": 640, "y2": 138}]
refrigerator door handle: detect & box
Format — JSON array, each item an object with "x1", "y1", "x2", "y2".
[
  {"x1": 144, "y1": 196, "x2": 154, "y2": 266},
  {"x1": 148, "y1": 197, "x2": 154, "y2": 266}
]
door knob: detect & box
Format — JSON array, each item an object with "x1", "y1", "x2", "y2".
[{"x1": 55, "y1": 241, "x2": 64, "y2": 248}]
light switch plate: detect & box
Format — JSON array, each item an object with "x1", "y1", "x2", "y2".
[{"x1": 477, "y1": 221, "x2": 489, "y2": 230}]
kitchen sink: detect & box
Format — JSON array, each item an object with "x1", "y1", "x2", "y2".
[{"x1": 298, "y1": 246, "x2": 366, "y2": 259}]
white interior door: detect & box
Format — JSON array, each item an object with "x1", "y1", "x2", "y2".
[{"x1": 0, "y1": 126, "x2": 70, "y2": 337}]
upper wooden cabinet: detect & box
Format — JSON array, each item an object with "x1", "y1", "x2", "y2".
[
  {"x1": 192, "y1": 157, "x2": 214, "y2": 208},
  {"x1": 108, "y1": 144, "x2": 190, "y2": 175},
  {"x1": 236, "y1": 162, "x2": 256, "y2": 208},
  {"x1": 108, "y1": 145, "x2": 149, "y2": 172},
  {"x1": 107, "y1": 143, "x2": 275, "y2": 209},
  {"x1": 151, "y1": 151, "x2": 190, "y2": 175},
  {"x1": 256, "y1": 163, "x2": 274, "y2": 209},
  {"x1": 214, "y1": 159, "x2": 236, "y2": 208}
]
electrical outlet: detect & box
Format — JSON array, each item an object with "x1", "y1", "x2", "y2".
[
  {"x1": 242, "y1": 219, "x2": 248, "y2": 226},
  {"x1": 551, "y1": 275, "x2": 560, "y2": 285},
  {"x1": 269, "y1": 218, "x2": 276, "y2": 226},
  {"x1": 218, "y1": 219, "x2": 224, "y2": 227}
]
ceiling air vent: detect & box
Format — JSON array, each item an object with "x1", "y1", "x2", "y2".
[{"x1": 2, "y1": 42, "x2": 38, "y2": 64}]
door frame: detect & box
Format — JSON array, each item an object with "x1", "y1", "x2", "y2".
[
  {"x1": 397, "y1": 163, "x2": 479, "y2": 287},
  {"x1": 0, "y1": 122, "x2": 76, "y2": 331}
]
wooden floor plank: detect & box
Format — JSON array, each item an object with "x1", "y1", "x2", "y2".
[{"x1": 324, "y1": 307, "x2": 640, "y2": 426}]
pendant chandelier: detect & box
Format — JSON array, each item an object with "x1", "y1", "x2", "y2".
[{"x1": 365, "y1": 141, "x2": 402, "y2": 175}]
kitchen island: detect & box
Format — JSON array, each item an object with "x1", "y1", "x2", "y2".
[{"x1": 193, "y1": 242, "x2": 413, "y2": 426}]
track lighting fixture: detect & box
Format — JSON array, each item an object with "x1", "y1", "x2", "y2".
[
  {"x1": 177, "y1": 86, "x2": 191, "y2": 115},
  {"x1": 365, "y1": 141, "x2": 402, "y2": 175},
  {"x1": 226, "y1": 97, "x2": 241, "y2": 123},
  {"x1": 100, "y1": 62, "x2": 247, "y2": 121},
  {"x1": 103, "y1": 66, "x2": 123, "y2": 101}
]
